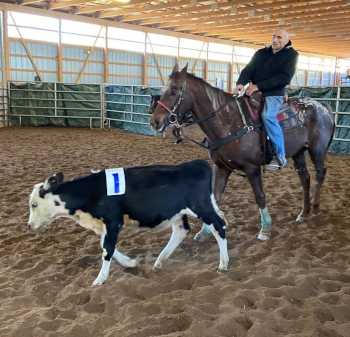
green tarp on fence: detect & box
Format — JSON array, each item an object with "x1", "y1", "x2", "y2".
[
  {"x1": 105, "y1": 85, "x2": 162, "y2": 136},
  {"x1": 10, "y1": 82, "x2": 101, "y2": 128}
]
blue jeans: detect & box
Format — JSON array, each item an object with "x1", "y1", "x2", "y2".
[{"x1": 261, "y1": 96, "x2": 285, "y2": 158}]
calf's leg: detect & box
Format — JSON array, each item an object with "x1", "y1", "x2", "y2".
[
  {"x1": 93, "y1": 220, "x2": 121, "y2": 286},
  {"x1": 153, "y1": 215, "x2": 189, "y2": 270}
]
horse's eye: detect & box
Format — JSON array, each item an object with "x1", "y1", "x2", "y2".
[{"x1": 32, "y1": 203, "x2": 38, "y2": 208}]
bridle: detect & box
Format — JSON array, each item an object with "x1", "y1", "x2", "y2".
[{"x1": 156, "y1": 80, "x2": 187, "y2": 129}]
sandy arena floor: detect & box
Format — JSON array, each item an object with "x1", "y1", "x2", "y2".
[{"x1": 0, "y1": 126, "x2": 350, "y2": 337}]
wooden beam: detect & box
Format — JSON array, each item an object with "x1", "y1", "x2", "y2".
[
  {"x1": 76, "y1": 25, "x2": 103, "y2": 84},
  {"x1": 188, "y1": 10, "x2": 350, "y2": 34},
  {"x1": 144, "y1": 0, "x2": 303, "y2": 25},
  {"x1": 79, "y1": 0, "x2": 151, "y2": 15},
  {"x1": 102, "y1": 0, "x2": 267, "y2": 19},
  {"x1": 9, "y1": 12, "x2": 43, "y2": 81},
  {"x1": 214, "y1": 25, "x2": 350, "y2": 40},
  {"x1": 20, "y1": 0, "x2": 46, "y2": 5},
  {"x1": 120, "y1": 3, "x2": 198, "y2": 22},
  {"x1": 155, "y1": 0, "x2": 349, "y2": 29},
  {"x1": 51, "y1": 0, "x2": 94, "y2": 10},
  {"x1": 102, "y1": 0, "x2": 192, "y2": 19},
  {"x1": 142, "y1": 0, "x2": 317, "y2": 26},
  {"x1": 146, "y1": 33, "x2": 165, "y2": 86}
]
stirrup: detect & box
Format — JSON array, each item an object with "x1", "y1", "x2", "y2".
[{"x1": 266, "y1": 157, "x2": 287, "y2": 171}]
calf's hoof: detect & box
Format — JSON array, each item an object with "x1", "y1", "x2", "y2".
[
  {"x1": 152, "y1": 261, "x2": 163, "y2": 271},
  {"x1": 92, "y1": 276, "x2": 107, "y2": 286}
]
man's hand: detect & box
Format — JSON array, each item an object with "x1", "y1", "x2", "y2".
[
  {"x1": 233, "y1": 84, "x2": 244, "y2": 95},
  {"x1": 245, "y1": 83, "x2": 258, "y2": 96}
]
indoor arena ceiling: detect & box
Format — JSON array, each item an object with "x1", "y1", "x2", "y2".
[{"x1": 5, "y1": 0, "x2": 350, "y2": 57}]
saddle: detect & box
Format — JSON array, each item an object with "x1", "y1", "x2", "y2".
[
  {"x1": 239, "y1": 91, "x2": 305, "y2": 166},
  {"x1": 242, "y1": 91, "x2": 304, "y2": 130}
]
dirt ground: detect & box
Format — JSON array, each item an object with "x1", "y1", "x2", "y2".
[{"x1": 0, "y1": 126, "x2": 350, "y2": 337}]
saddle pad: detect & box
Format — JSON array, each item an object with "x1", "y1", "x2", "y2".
[{"x1": 242, "y1": 97, "x2": 304, "y2": 131}]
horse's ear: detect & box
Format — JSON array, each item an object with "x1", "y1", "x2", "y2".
[
  {"x1": 180, "y1": 63, "x2": 188, "y2": 80},
  {"x1": 171, "y1": 63, "x2": 179, "y2": 75}
]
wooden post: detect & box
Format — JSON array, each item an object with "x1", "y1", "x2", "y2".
[
  {"x1": 204, "y1": 42, "x2": 208, "y2": 81},
  {"x1": 3, "y1": 11, "x2": 10, "y2": 84},
  {"x1": 76, "y1": 25, "x2": 103, "y2": 84},
  {"x1": 9, "y1": 12, "x2": 43, "y2": 81},
  {"x1": 294, "y1": 70, "x2": 300, "y2": 87},
  {"x1": 191, "y1": 41, "x2": 205, "y2": 74},
  {"x1": 142, "y1": 33, "x2": 147, "y2": 86},
  {"x1": 146, "y1": 33, "x2": 165, "y2": 86},
  {"x1": 58, "y1": 18, "x2": 63, "y2": 82},
  {"x1": 104, "y1": 26, "x2": 108, "y2": 83}
]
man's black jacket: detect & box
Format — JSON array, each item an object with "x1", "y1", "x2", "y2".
[{"x1": 237, "y1": 41, "x2": 299, "y2": 97}]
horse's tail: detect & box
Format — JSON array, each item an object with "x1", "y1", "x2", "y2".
[{"x1": 321, "y1": 102, "x2": 335, "y2": 149}]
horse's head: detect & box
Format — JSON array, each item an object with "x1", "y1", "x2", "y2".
[{"x1": 150, "y1": 63, "x2": 192, "y2": 132}]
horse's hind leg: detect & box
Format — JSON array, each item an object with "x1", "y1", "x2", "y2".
[
  {"x1": 308, "y1": 148, "x2": 328, "y2": 217},
  {"x1": 292, "y1": 149, "x2": 311, "y2": 222}
]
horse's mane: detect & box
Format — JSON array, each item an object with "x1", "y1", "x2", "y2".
[{"x1": 185, "y1": 73, "x2": 233, "y2": 108}]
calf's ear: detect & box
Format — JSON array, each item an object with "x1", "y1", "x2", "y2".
[{"x1": 42, "y1": 172, "x2": 64, "y2": 192}]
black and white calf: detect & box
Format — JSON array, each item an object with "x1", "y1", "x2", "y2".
[{"x1": 28, "y1": 160, "x2": 229, "y2": 285}]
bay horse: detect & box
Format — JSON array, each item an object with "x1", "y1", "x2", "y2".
[{"x1": 150, "y1": 64, "x2": 335, "y2": 241}]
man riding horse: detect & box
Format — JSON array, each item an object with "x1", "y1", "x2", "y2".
[
  {"x1": 195, "y1": 27, "x2": 299, "y2": 242},
  {"x1": 233, "y1": 27, "x2": 298, "y2": 171}
]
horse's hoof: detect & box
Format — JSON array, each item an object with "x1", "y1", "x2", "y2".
[
  {"x1": 257, "y1": 229, "x2": 271, "y2": 241},
  {"x1": 296, "y1": 216, "x2": 308, "y2": 223},
  {"x1": 194, "y1": 232, "x2": 208, "y2": 243},
  {"x1": 309, "y1": 213, "x2": 321, "y2": 220}
]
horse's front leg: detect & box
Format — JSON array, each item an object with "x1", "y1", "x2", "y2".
[
  {"x1": 246, "y1": 165, "x2": 272, "y2": 241},
  {"x1": 194, "y1": 164, "x2": 232, "y2": 242}
]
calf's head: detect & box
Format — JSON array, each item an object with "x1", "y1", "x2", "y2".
[{"x1": 28, "y1": 173, "x2": 66, "y2": 230}]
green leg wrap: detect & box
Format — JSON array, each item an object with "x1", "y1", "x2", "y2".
[
  {"x1": 259, "y1": 207, "x2": 272, "y2": 229},
  {"x1": 200, "y1": 223, "x2": 212, "y2": 236}
]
